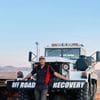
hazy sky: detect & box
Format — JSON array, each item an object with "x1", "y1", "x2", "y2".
[{"x1": 0, "y1": 0, "x2": 100, "y2": 67}]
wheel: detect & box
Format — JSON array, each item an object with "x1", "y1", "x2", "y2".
[
  {"x1": 91, "y1": 82, "x2": 97, "y2": 100},
  {"x1": 76, "y1": 83, "x2": 90, "y2": 100}
]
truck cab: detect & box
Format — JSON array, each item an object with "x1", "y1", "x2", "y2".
[{"x1": 45, "y1": 43, "x2": 86, "y2": 61}]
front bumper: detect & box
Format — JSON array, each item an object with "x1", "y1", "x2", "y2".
[
  {"x1": 50, "y1": 80, "x2": 86, "y2": 89},
  {"x1": 7, "y1": 80, "x2": 87, "y2": 90}
]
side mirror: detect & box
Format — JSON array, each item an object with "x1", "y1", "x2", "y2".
[
  {"x1": 96, "y1": 51, "x2": 100, "y2": 62},
  {"x1": 29, "y1": 51, "x2": 32, "y2": 62}
]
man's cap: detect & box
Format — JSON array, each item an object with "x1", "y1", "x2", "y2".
[{"x1": 39, "y1": 56, "x2": 45, "y2": 60}]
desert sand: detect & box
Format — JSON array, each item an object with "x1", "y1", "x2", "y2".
[{"x1": 96, "y1": 70, "x2": 100, "y2": 100}]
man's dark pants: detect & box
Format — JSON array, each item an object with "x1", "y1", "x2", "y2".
[{"x1": 34, "y1": 88, "x2": 47, "y2": 100}]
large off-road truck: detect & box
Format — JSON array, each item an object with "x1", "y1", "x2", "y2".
[
  {"x1": 44, "y1": 43, "x2": 99, "y2": 100},
  {"x1": 0, "y1": 43, "x2": 100, "y2": 100}
]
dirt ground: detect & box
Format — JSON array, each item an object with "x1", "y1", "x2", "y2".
[
  {"x1": 0, "y1": 72, "x2": 16, "y2": 79},
  {"x1": 96, "y1": 71, "x2": 100, "y2": 100},
  {"x1": 96, "y1": 84, "x2": 100, "y2": 100},
  {"x1": 96, "y1": 93, "x2": 100, "y2": 100},
  {"x1": 96, "y1": 87, "x2": 100, "y2": 100}
]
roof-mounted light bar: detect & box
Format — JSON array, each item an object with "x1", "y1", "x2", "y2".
[{"x1": 51, "y1": 43, "x2": 84, "y2": 47}]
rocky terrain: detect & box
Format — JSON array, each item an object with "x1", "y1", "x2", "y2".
[{"x1": 0, "y1": 66, "x2": 30, "y2": 79}]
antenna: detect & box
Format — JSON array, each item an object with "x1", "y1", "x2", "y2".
[{"x1": 35, "y1": 42, "x2": 39, "y2": 61}]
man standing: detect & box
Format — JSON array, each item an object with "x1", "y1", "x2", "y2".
[{"x1": 24, "y1": 56, "x2": 67, "y2": 100}]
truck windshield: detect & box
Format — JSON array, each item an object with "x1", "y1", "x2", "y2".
[
  {"x1": 45, "y1": 48, "x2": 80, "y2": 60},
  {"x1": 45, "y1": 48, "x2": 62, "y2": 57},
  {"x1": 63, "y1": 48, "x2": 80, "y2": 60}
]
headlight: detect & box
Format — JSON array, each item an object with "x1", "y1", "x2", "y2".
[
  {"x1": 81, "y1": 71, "x2": 87, "y2": 78},
  {"x1": 63, "y1": 64, "x2": 69, "y2": 70},
  {"x1": 17, "y1": 71, "x2": 24, "y2": 78}
]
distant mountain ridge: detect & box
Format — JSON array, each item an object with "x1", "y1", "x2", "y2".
[{"x1": 0, "y1": 66, "x2": 30, "y2": 72}]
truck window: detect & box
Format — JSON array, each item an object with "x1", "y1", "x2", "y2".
[
  {"x1": 63, "y1": 48, "x2": 80, "y2": 60},
  {"x1": 45, "y1": 48, "x2": 62, "y2": 57}
]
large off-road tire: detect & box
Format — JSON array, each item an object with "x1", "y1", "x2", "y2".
[
  {"x1": 91, "y1": 82, "x2": 97, "y2": 100},
  {"x1": 76, "y1": 83, "x2": 91, "y2": 100},
  {"x1": 83, "y1": 83, "x2": 91, "y2": 100}
]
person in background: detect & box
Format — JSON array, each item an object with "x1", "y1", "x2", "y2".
[{"x1": 24, "y1": 56, "x2": 68, "y2": 100}]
